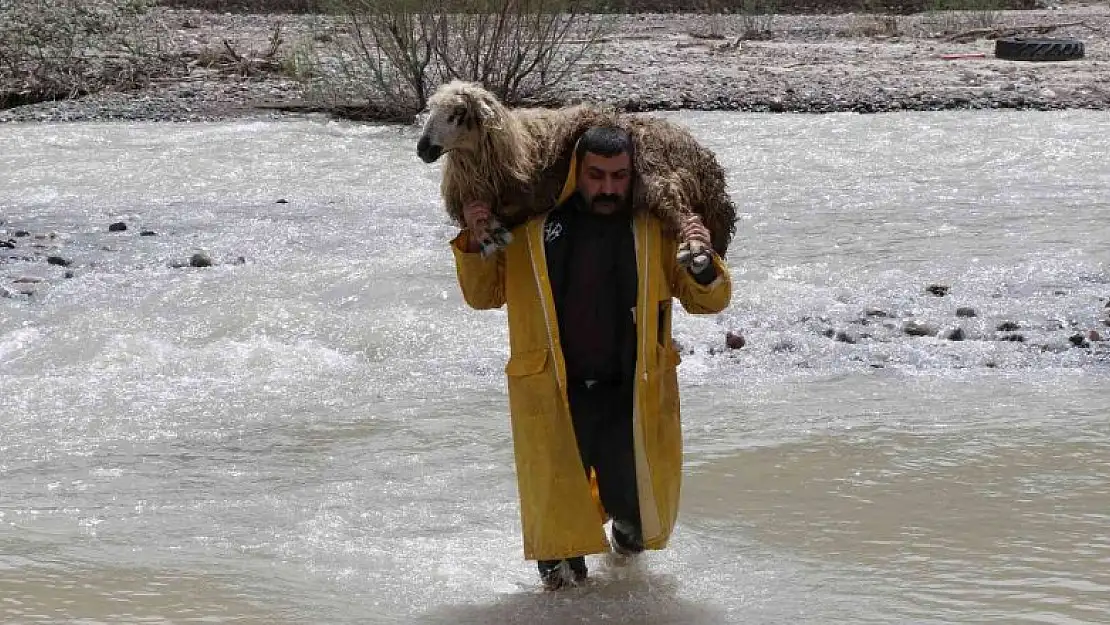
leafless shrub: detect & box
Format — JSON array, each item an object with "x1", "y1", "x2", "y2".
[
  {"x1": 843, "y1": 14, "x2": 903, "y2": 37},
  {"x1": 300, "y1": 0, "x2": 613, "y2": 119},
  {"x1": 0, "y1": 0, "x2": 184, "y2": 108},
  {"x1": 738, "y1": 0, "x2": 777, "y2": 40},
  {"x1": 156, "y1": 0, "x2": 324, "y2": 10},
  {"x1": 190, "y1": 24, "x2": 289, "y2": 77},
  {"x1": 924, "y1": 0, "x2": 1006, "y2": 34}
]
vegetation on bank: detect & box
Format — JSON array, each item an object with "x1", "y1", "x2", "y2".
[
  {"x1": 154, "y1": 0, "x2": 1036, "y2": 14},
  {"x1": 0, "y1": 0, "x2": 188, "y2": 109},
  {"x1": 0, "y1": 0, "x2": 1050, "y2": 117}
]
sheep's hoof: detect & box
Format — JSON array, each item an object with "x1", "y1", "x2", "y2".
[
  {"x1": 691, "y1": 253, "x2": 711, "y2": 274},
  {"x1": 490, "y1": 226, "x2": 513, "y2": 248},
  {"x1": 480, "y1": 238, "x2": 499, "y2": 258}
]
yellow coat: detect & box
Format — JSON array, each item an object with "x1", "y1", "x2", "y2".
[{"x1": 450, "y1": 212, "x2": 732, "y2": 561}]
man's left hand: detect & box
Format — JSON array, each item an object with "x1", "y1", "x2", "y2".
[{"x1": 679, "y1": 215, "x2": 712, "y2": 252}]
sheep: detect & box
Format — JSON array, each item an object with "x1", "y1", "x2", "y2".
[{"x1": 416, "y1": 80, "x2": 737, "y2": 271}]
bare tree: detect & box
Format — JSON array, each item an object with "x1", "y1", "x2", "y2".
[
  {"x1": 432, "y1": 0, "x2": 611, "y2": 106},
  {"x1": 310, "y1": 0, "x2": 612, "y2": 117}
]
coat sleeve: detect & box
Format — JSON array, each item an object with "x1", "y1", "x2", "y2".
[
  {"x1": 450, "y1": 230, "x2": 506, "y2": 310},
  {"x1": 668, "y1": 240, "x2": 732, "y2": 314}
]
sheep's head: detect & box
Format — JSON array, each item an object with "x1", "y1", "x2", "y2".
[{"x1": 417, "y1": 80, "x2": 503, "y2": 164}]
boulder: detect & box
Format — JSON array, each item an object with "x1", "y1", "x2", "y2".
[{"x1": 189, "y1": 252, "x2": 213, "y2": 268}]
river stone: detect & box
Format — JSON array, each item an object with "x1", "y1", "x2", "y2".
[
  {"x1": 726, "y1": 331, "x2": 746, "y2": 349},
  {"x1": 904, "y1": 320, "x2": 937, "y2": 337},
  {"x1": 926, "y1": 284, "x2": 949, "y2": 297}
]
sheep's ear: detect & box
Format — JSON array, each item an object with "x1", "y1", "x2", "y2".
[{"x1": 477, "y1": 101, "x2": 502, "y2": 130}]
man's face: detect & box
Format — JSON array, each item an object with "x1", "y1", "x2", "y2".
[{"x1": 577, "y1": 150, "x2": 631, "y2": 215}]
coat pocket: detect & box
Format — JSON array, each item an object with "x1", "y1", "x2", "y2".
[
  {"x1": 657, "y1": 344, "x2": 682, "y2": 428},
  {"x1": 505, "y1": 349, "x2": 550, "y2": 377},
  {"x1": 504, "y1": 350, "x2": 560, "y2": 425}
]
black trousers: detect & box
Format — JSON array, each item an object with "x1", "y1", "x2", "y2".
[
  {"x1": 537, "y1": 380, "x2": 642, "y2": 575},
  {"x1": 567, "y1": 379, "x2": 641, "y2": 531}
]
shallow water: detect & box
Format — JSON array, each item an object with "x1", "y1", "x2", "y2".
[{"x1": 1, "y1": 110, "x2": 1108, "y2": 624}]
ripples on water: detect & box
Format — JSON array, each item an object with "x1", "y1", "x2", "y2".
[{"x1": 0, "y1": 111, "x2": 1108, "y2": 624}]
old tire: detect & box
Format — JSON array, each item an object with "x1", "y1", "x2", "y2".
[{"x1": 994, "y1": 37, "x2": 1085, "y2": 62}]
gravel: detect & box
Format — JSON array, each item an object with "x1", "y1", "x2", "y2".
[{"x1": 1, "y1": 4, "x2": 1107, "y2": 124}]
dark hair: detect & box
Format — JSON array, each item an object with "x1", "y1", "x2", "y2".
[{"x1": 575, "y1": 126, "x2": 632, "y2": 163}]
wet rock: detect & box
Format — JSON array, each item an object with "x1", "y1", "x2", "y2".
[
  {"x1": 726, "y1": 331, "x2": 746, "y2": 350},
  {"x1": 108, "y1": 222, "x2": 127, "y2": 232},
  {"x1": 945, "y1": 327, "x2": 966, "y2": 341},
  {"x1": 864, "y1": 308, "x2": 892, "y2": 318},
  {"x1": 189, "y1": 252, "x2": 213, "y2": 268},
  {"x1": 1, "y1": 240, "x2": 14, "y2": 249},
  {"x1": 276, "y1": 198, "x2": 289, "y2": 204},
  {"x1": 904, "y1": 320, "x2": 937, "y2": 337},
  {"x1": 64, "y1": 271, "x2": 75, "y2": 279},
  {"x1": 1000, "y1": 334, "x2": 1025, "y2": 342},
  {"x1": 822, "y1": 327, "x2": 836, "y2": 338},
  {"x1": 234, "y1": 256, "x2": 247, "y2": 265},
  {"x1": 46, "y1": 256, "x2": 71, "y2": 267},
  {"x1": 1041, "y1": 342, "x2": 1069, "y2": 354},
  {"x1": 14, "y1": 230, "x2": 30, "y2": 237},
  {"x1": 140, "y1": 230, "x2": 158, "y2": 237},
  {"x1": 1069, "y1": 333, "x2": 1090, "y2": 348},
  {"x1": 13, "y1": 276, "x2": 44, "y2": 284},
  {"x1": 955, "y1": 307, "x2": 977, "y2": 318},
  {"x1": 926, "y1": 284, "x2": 949, "y2": 297},
  {"x1": 997, "y1": 321, "x2": 1021, "y2": 332},
  {"x1": 771, "y1": 340, "x2": 797, "y2": 353},
  {"x1": 835, "y1": 330, "x2": 858, "y2": 344}
]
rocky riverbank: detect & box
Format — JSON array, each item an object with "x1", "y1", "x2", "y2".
[{"x1": 0, "y1": 2, "x2": 1107, "y2": 123}]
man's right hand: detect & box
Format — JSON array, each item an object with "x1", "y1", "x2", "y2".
[{"x1": 462, "y1": 200, "x2": 492, "y2": 254}]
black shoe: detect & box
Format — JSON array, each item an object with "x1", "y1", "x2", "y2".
[
  {"x1": 610, "y1": 520, "x2": 644, "y2": 556},
  {"x1": 538, "y1": 557, "x2": 588, "y2": 590}
]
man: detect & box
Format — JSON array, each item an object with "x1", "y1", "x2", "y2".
[{"x1": 450, "y1": 126, "x2": 731, "y2": 590}]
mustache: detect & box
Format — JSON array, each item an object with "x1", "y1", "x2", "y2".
[{"x1": 591, "y1": 193, "x2": 624, "y2": 205}]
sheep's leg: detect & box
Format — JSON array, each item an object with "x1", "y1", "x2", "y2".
[
  {"x1": 652, "y1": 176, "x2": 712, "y2": 272},
  {"x1": 478, "y1": 215, "x2": 512, "y2": 258},
  {"x1": 489, "y1": 216, "x2": 513, "y2": 248},
  {"x1": 687, "y1": 237, "x2": 711, "y2": 273},
  {"x1": 676, "y1": 236, "x2": 710, "y2": 272}
]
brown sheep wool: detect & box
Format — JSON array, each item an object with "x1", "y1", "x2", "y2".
[{"x1": 420, "y1": 80, "x2": 738, "y2": 259}]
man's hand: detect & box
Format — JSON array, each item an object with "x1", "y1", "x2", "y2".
[
  {"x1": 462, "y1": 200, "x2": 492, "y2": 253},
  {"x1": 679, "y1": 215, "x2": 711, "y2": 249}
]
